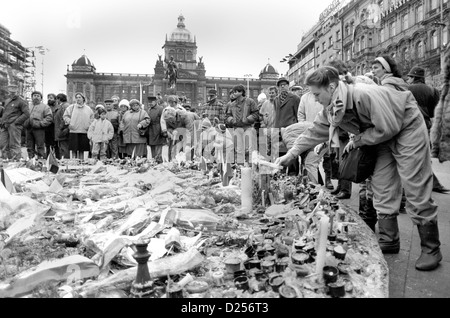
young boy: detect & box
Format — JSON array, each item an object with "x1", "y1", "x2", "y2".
[{"x1": 87, "y1": 107, "x2": 114, "y2": 160}]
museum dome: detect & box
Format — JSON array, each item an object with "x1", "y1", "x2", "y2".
[
  {"x1": 169, "y1": 15, "x2": 194, "y2": 42},
  {"x1": 259, "y1": 63, "x2": 279, "y2": 80},
  {"x1": 259, "y1": 63, "x2": 278, "y2": 76},
  {"x1": 72, "y1": 54, "x2": 94, "y2": 67},
  {"x1": 71, "y1": 54, "x2": 96, "y2": 72}
]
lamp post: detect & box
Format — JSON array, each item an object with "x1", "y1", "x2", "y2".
[
  {"x1": 35, "y1": 46, "x2": 49, "y2": 94},
  {"x1": 244, "y1": 74, "x2": 252, "y2": 95}
]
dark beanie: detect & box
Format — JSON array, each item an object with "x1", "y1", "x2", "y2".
[{"x1": 31, "y1": 91, "x2": 43, "y2": 98}]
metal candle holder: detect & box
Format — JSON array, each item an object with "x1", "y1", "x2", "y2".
[{"x1": 130, "y1": 241, "x2": 153, "y2": 298}]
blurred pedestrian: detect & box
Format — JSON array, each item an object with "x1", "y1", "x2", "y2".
[
  {"x1": 119, "y1": 99, "x2": 150, "y2": 158},
  {"x1": 63, "y1": 92, "x2": 94, "y2": 159},
  {"x1": 24, "y1": 91, "x2": 53, "y2": 159},
  {"x1": 88, "y1": 107, "x2": 114, "y2": 160},
  {"x1": 0, "y1": 84, "x2": 29, "y2": 160}
]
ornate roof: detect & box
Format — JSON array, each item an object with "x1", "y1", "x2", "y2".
[
  {"x1": 72, "y1": 54, "x2": 94, "y2": 67},
  {"x1": 259, "y1": 63, "x2": 279, "y2": 80},
  {"x1": 169, "y1": 15, "x2": 194, "y2": 43},
  {"x1": 71, "y1": 54, "x2": 96, "y2": 72}
]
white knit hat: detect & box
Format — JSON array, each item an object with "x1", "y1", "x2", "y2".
[
  {"x1": 119, "y1": 99, "x2": 130, "y2": 109},
  {"x1": 95, "y1": 104, "x2": 105, "y2": 110}
]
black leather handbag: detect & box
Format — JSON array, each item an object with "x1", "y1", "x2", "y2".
[{"x1": 338, "y1": 145, "x2": 377, "y2": 183}]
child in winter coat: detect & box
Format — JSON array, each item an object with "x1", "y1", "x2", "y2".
[{"x1": 87, "y1": 107, "x2": 114, "y2": 160}]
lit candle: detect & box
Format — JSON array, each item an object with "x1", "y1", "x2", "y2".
[
  {"x1": 315, "y1": 215, "x2": 329, "y2": 278},
  {"x1": 262, "y1": 190, "x2": 265, "y2": 207},
  {"x1": 241, "y1": 167, "x2": 253, "y2": 213}
]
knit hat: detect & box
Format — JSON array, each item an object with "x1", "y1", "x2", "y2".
[
  {"x1": 129, "y1": 99, "x2": 140, "y2": 107},
  {"x1": 31, "y1": 91, "x2": 43, "y2": 98},
  {"x1": 257, "y1": 92, "x2": 267, "y2": 103},
  {"x1": 163, "y1": 107, "x2": 177, "y2": 120},
  {"x1": 166, "y1": 95, "x2": 178, "y2": 103},
  {"x1": 95, "y1": 104, "x2": 105, "y2": 110},
  {"x1": 104, "y1": 98, "x2": 114, "y2": 103},
  {"x1": 74, "y1": 92, "x2": 86, "y2": 102},
  {"x1": 119, "y1": 99, "x2": 130, "y2": 109},
  {"x1": 97, "y1": 107, "x2": 106, "y2": 115},
  {"x1": 201, "y1": 117, "x2": 212, "y2": 129}
]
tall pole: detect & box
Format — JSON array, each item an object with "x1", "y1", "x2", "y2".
[
  {"x1": 41, "y1": 55, "x2": 44, "y2": 94},
  {"x1": 244, "y1": 74, "x2": 252, "y2": 96}
]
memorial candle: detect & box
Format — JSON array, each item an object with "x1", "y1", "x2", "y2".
[
  {"x1": 315, "y1": 215, "x2": 329, "y2": 278},
  {"x1": 241, "y1": 167, "x2": 253, "y2": 213}
]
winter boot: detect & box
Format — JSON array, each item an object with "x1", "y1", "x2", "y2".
[
  {"x1": 378, "y1": 217, "x2": 400, "y2": 254},
  {"x1": 325, "y1": 175, "x2": 334, "y2": 190},
  {"x1": 415, "y1": 223, "x2": 443, "y2": 271},
  {"x1": 359, "y1": 197, "x2": 377, "y2": 232}
]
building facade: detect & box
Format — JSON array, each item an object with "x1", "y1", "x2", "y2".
[
  {"x1": 0, "y1": 23, "x2": 28, "y2": 102},
  {"x1": 65, "y1": 15, "x2": 279, "y2": 107},
  {"x1": 288, "y1": 0, "x2": 449, "y2": 88}
]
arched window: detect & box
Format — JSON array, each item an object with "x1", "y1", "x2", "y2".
[
  {"x1": 431, "y1": 31, "x2": 438, "y2": 49},
  {"x1": 186, "y1": 50, "x2": 193, "y2": 61},
  {"x1": 361, "y1": 36, "x2": 365, "y2": 50},
  {"x1": 169, "y1": 49, "x2": 176, "y2": 59},
  {"x1": 356, "y1": 38, "x2": 360, "y2": 52},
  {"x1": 443, "y1": 27, "x2": 449, "y2": 46},
  {"x1": 345, "y1": 24, "x2": 349, "y2": 36},
  {"x1": 402, "y1": 47, "x2": 409, "y2": 61},
  {"x1": 417, "y1": 41, "x2": 424, "y2": 58},
  {"x1": 177, "y1": 49, "x2": 184, "y2": 61}
]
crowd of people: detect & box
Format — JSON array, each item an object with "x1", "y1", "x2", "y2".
[{"x1": 1, "y1": 47, "x2": 449, "y2": 272}]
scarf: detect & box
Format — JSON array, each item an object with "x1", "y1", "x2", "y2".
[
  {"x1": 279, "y1": 90, "x2": 289, "y2": 105},
  {"x1": 327, "y1": 82, "x2": 349, "y2": 148}
]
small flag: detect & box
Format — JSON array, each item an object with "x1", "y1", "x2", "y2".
[{"x1": 1, "y1": 169, "x2": 16, "y2": 194}]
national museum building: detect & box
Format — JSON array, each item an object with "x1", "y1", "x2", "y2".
[{"x1": 65, "y1": 15, "x2": 279, "y2": 106}]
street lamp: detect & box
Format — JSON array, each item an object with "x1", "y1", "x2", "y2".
[
  {"x1": 35, "y1": 46, "x2": 49, "y2": 94},
  {"x1": 244, "y1": 74, "x2": 252, "y2": 95}
]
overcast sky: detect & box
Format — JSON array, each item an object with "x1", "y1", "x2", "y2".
[{"x1": 1, "y1": 0, "x2": 333, "y2": 96}]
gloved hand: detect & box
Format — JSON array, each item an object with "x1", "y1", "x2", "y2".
[
  {"x1": 314, "y1": 143, "x2": 326, "y2": 155},
  {"x1": 161, "y1": 131, "x2": 168, "y2": 138},
  {"x1": 227, "y1": 117, "x2": 236, "y2": 127},
  {"x1": 137, "y1": 124, "x2": 142, "y2": 129}
]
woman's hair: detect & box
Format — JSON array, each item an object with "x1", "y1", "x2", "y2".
[
  {"x1": 306, "y1": 66, "x2": 340, "y2": 88},
  {"x1": 327, "y1": 59, "x2": 348, "y2": 76},
  {"x1": 372, "y1": 55, "x2": 402, "y2": 78},
  {"x1": 56, "y1": 93, "x2": 67, "y2": 102},
  {"x1": 441, "y1": 45, "x2": 450, "y2": 103}
]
